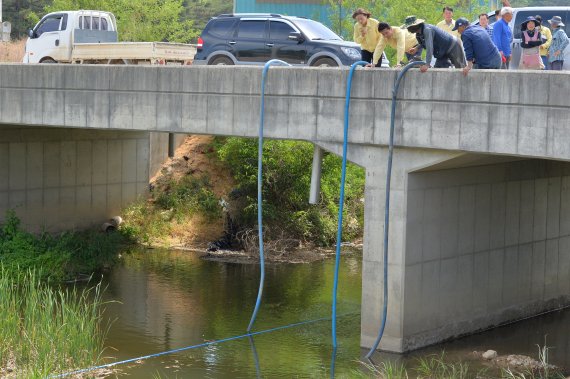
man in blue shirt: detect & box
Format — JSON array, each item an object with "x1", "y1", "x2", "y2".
[
  {"x1": 454, "y1": 18, "x2": 501, "y2": 75},
  {"x1": 492, "y1": 7, "x2": 513, "y2": 68}
]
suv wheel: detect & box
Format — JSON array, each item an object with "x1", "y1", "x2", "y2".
[
  {"x1": 209, "y1": 56, "x2": 234, "y2": 65},
  {"x1": 311, "y1": 57, "x2": 338, "y2": 67}
]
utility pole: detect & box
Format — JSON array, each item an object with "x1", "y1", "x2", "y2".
[{"x1": 1, "y1": 0, "x2": 3, "y2": 23}]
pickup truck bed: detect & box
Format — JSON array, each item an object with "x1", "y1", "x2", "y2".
[{"x1": 71, "y1": 42, "x2": 197, "y2": 64}]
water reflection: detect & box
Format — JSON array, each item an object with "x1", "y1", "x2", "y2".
[
  {"x1": 102, "y1": 249, "x2": 363, "y2": 377},
  {"x1": 100, "y1": 249, "x2": 570, "y2": 378}
]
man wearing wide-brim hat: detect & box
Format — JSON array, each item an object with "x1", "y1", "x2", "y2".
[
  {"x1": 403, "y1": 15, "x2": 465, "y2": 72},
  {"x1": 547, "y1": 15, "x2": 569, "y2": 70}
]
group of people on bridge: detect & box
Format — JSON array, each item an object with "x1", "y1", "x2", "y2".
[{"x1": 352, "y1": 5, "x2": 569, "y2": 75}]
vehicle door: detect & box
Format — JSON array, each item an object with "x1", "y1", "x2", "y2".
[
  {"x1": 27, "y1": 13, "x2": 69, "y2": 63},
  {"x1": 231, "y1": 19, "x2": 269, "y2": 63},
  {"x1": 267, "y1": 20, "x2": 307, "y2": 64},
  {"x1": 510, "y1": 9, "x2": 565, "y2": 69}
]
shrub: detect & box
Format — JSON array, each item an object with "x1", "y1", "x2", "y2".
[
  {"x1": 0, "y1": 210, "x2": 129, "y2": 282},
  {"x1": 216, "y1": 137, "x2": 365, "y2": 246}
]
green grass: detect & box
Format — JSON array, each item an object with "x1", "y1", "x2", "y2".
[
  {"x1": 0, "y1": 268, "x2": 110, "y2": 377},
  {"x1": 0, "y1": 210, "x2": 131, "y2": 282},
  {"x1": 121, "y1": 174, "x2": 221, "y2": 245}
]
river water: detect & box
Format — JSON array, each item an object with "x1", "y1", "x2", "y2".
[{"x1": 98, "y1": 249, "x2": 570, "y2": 378}]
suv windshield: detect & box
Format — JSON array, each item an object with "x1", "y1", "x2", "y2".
[{"x1": 293, "y1": 19, "x2": 342, "y2": 41}]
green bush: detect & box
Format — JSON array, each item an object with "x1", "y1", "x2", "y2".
[
  {"x1": 155, "y1": 175, "x2": 221, "y2": 220},
  {"x1": 121, "y1": 174, "x2": 221, "y2": 245},
  {"x1": 216, "y1": 138, "x2": 365, "y2": 246},
  {"x1": 0, "y1": 210, "x2": 130, "y2": 282}
]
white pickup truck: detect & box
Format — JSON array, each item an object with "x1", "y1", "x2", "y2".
[{"x1": 23, "y1": 10, "x2": 196, "y2": 64}]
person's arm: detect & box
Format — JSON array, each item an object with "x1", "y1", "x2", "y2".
[
  {"x1": 553, "y1": 30, "x2": 570, "y2": 58},
  {"x1": 372, "y1": 35, "x2": 387, "y2": 65},
  {"x1": 502, "y1": 25, "x2": 512, "y2": 56},
  {"x1": 354, "y1": 24, "x2": 364, "y2": 45},
  {"x1": 542, "y1": 28, "x2": 553, "y2": 50},
  {"x1": 395, "y1": 30, "x2": 406, "y2": 65},
  {"x1": 523, "y1": 32, "x2": 543, "y2": 47},
  {"x1": 462, "y1": 33, "x2": 474, "y2": 62},
  {"x1": 493, "y1": 22, "x2": 503, "y2": 53},
  {"x1": 423, "y1": 27, "x2": 434, "y2": 65}
]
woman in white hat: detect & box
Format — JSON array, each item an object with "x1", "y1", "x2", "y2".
[{"x1": 548, "y1": 16, "x2": 569, "y2": 70}]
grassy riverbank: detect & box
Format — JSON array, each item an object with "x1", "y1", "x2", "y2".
[
  {"x1": 0, "y1": 269, "x2": 109, "y2": 378},
  {"x1": 0, "y1": 210, "x2": 131, "y2": 282},
  {"x1": 121, "y1": 136, "x2": 365, "y2": 254}
]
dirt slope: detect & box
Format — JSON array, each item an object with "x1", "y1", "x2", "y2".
[{"x1": 150, "y1": 135, "x2": 235, "y2": 248}]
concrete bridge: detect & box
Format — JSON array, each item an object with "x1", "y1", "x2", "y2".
[{"x1": 1, "y1": 64, "x2": 570, "y2": 353}]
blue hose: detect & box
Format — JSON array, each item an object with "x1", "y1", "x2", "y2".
[
  {"x1": 365, "y1": 61, "x2": 425, "y2": 359},
  {"x1": 331, "y1": 60, "x2": 369, "y2": 348},
  {"x1": 247, "y1": 59, "x2": 292, "y2": 333}
]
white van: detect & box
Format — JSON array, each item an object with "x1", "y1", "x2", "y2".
[
  {"x1": 481, "y1": 6, "x2": 570, "y2": 70},
  {"x1": 23, "y1": 10, "x2": 196, "y2": 65}
]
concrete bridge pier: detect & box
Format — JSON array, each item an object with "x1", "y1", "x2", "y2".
[{"x1": 319, "y1": 141, "x2": 570, "y2": 353}]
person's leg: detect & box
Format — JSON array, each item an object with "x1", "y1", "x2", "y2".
[
  {"x1": 361, "y1": 50, "x2": 373, "y2": 63},
  {"x1": 375, "y1": 53, "x2": 384, "y2": 67},
  {"x1": 541, "y1": 55, "x2": 549, "y2": 70},
  {"x1": 551, "y1": 60, "x2": 563, "y2": 70}
]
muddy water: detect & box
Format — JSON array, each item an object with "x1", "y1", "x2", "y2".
[{"x1": 99, "y1": 249, "x2": 570, "y2": 378}]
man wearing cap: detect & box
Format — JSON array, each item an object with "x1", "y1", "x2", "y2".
[
  {"x1": 405, "y1": 16, "x2": 465, "y2": 72},
  {"x1": 454, "y1": 18, "x2": 501, "y2": 75},
  {"x1": 367, "y1": 22, "x2": 420, "y2": 68},
  {"x1": 548, "y1": 15, "x2": 569, "y2": 71},
  {"x1": 492, "y1": 7, "x2": 513, "y2": 69}
]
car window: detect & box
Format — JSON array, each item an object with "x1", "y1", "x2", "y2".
[
  {"x1": 80, "y1": 16, "x2": 92, "y2": 30},
  {"x1": 35, "y1": 15, "x2": 63, "y2": 36},
  {"x1": 101, "y1": 18, "x2": 108, "y2": 31},
  {"x1": 237, "y1": 20, "x2": 266, "y2": 39},
  {"x1": 291, "y1": 19, "x2": 341, "y2": 41},
  {"x1": 269, "y1": 21, "x2": 296, "y2": 40},
  {"x1": 92, "y1": 17, "x2": 100, "y2": 30},
  {"x1": 208, "y1": 19, "x2": 237, "y2": 38},
  {"x1": 513, "y1": 10, "x2": 566, "y2": 39}
]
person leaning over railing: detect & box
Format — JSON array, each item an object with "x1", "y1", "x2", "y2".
[
  {"x1": 405, "y1": 15, "x2": 466, "y2": 72},
  {"x1": 366, "y1": 22, "x2": 421, "y2": 68},
  {"x1": 453, "y1": 18, "x2": 501, "y2": 76},
  {"x1": 352, "y1": 8, "x2": 382, "y2": 66}
]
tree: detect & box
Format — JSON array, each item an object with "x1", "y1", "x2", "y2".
[{"x1": 38, "y1": 0, "x2": 199, "y2": 42}]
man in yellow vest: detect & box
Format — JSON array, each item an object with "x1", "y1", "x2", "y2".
[
  {"x1": 436, "y1": 6, "x2": 461, "y2": 40},
  {"x1": 352, "y1": 8, "x2": 382, "y2": 66},
  {"x1": 367, "y1": 22, "x2": 421, "y2": 68}
]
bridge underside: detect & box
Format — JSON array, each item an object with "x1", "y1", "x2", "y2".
[
  {"x1": 319, "y1": 142, "x2": 570, "y2": 352},
  {"x1": 0, "y1": 125, "x2": 181, "y2": 232}
]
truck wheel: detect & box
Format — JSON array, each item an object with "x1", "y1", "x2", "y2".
[
  {"x1": 209, "y1": 56, "x2": 234, "y2": 65},
  {"x1": 311, "y1": 58, "x2": 338, "y2": 67},
  {"x1": 40, "y1": 58, "x2": 57, "y2": 64}
]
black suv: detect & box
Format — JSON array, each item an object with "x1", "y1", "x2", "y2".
[{"x1": 194, "y1": 13, "x2": 386, "y2": 67}]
